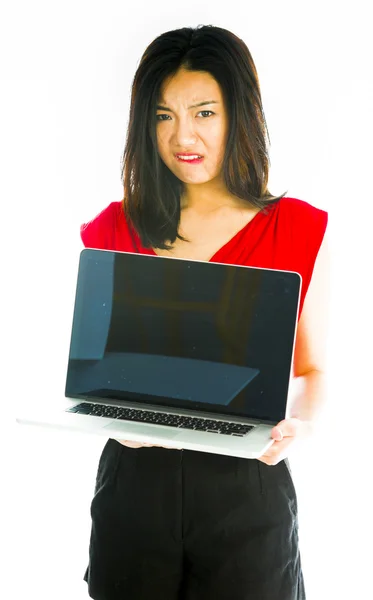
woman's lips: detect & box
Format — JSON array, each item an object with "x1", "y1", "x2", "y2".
[{"x1": 175, "y1": 154, "x2": 204, "y2": 165}]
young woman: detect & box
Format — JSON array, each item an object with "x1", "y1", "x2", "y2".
[{"x1": 81, "y1": 25, "x2": 328, "y2": 600}]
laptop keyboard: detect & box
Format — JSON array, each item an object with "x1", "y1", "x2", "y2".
[{"x1": 66, "y1": 402, "x2": 254, "y2": 437}]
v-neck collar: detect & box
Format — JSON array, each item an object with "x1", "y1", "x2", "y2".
[{"x1": 146, "y1": 206, "x2": 268, "y2": 263}]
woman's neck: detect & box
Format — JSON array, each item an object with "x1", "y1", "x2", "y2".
[{"x1": 181, "y1": 179, "x2": 241, "y2": 215}]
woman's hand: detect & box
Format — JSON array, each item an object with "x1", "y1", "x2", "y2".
[
  {"x1": 258, "y1": 418, "x2": 313, "y2": 465},
  {"x1": 115, "y1": 439, "x2": 181, "y2": 450}
]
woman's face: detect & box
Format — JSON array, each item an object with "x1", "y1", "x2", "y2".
[{"x1": 156, "y1": 69, "x2": 228, "y2": 186}]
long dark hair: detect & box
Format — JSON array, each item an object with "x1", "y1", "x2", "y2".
[{"x1": 121, "y1": 25, "x2": 287, "y2": 249}]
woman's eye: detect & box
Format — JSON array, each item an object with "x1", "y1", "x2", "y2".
[
  {"x1": 156, "y1": 114, "x2": 171, "y2": 121},
  {"x1": 198, "y1": 110, "x2": 214, "y2": 118}
]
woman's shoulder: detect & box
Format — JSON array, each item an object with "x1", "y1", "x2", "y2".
[
  {"x1": 80, "y1": 200, "x2": 126, "y2": 249},
  {"x1": 276, "y1": 196, "x2": 327, "y2": 217},
  {"x1": 272, "y1": 197, "x2": 328, "y2": 270},
  {"x1": 274, "y1": 196, "x2": 328, "y2": 232}
]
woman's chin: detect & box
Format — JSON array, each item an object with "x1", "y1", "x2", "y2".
[{"x1": 171, "y1": 170, "x2": 213, "y2": 185}]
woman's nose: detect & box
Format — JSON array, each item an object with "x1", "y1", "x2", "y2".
[{"x1": 173, "y1": 118, "x2": 197, "y2": 146}]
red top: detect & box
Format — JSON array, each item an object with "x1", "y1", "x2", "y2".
[{"x1": 80, "y1": 197, "x2": 328, "y2": 319}]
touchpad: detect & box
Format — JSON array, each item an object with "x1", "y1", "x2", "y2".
[{"x1": 103, "y1": 420, "x2": 182, "y2": 440}]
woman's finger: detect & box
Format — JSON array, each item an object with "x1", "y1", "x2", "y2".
[
  {"x1": 116, "y1": 439, "x2": 181, "y2": 449},
  {"x1": 258, "y1": 436, "x2": 294, "y2": 464}
]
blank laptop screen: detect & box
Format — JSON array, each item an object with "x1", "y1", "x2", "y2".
[{"x1": 65, "y1": 250, "x2": 301, "y2": 424}]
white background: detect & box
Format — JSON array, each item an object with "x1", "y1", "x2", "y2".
[{"x1": 2, "y1": 1, "x2": 373, "y2": 598}]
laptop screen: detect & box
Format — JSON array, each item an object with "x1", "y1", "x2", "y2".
[{"x1": 65, "y1": 249, "x2": 301, "y2": 424}]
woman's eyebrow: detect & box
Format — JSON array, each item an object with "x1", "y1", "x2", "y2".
[{"x1": 156, "y1": 100, "x2": 219, "y2": 111}]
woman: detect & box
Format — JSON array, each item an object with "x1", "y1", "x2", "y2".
[{"x1": 81, "y1": 25, "x2": 328, "y2": 600}]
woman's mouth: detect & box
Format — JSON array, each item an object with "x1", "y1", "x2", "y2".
[{"x1": 175, "y1": 154, "x2": 204, "y2": 165}]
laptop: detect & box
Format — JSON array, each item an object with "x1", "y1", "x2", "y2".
[{"x1": 16, "y1": 249, "x2": 301, "y2": 459}]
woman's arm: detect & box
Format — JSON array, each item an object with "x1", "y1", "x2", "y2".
[
  {"x1": 289, "y1": 229, "x2": 330, "y2": 425},
  {"x1": 259, "y1": 230, "x2": 331, "y2": 464}
]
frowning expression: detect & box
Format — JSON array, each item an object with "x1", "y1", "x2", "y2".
[{"x1": 156, "y1": 69, "x2": 229, "y2": 186}]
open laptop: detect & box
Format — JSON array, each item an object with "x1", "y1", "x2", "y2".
[{"x1": 16, "y1": 249, "x2": 301, "y2": 459}]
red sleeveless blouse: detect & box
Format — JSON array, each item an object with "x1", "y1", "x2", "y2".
[{"x1": 80, "y1": 197, "x2": 328, "y2": 319}]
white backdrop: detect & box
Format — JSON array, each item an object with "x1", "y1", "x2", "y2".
[{"x1": 2, "y1": 1, "x2": 373, "y2": 599}]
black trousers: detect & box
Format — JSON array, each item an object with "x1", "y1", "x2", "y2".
[{"x1": 83, "y1": 439, "x2": 305, "y2": 600}]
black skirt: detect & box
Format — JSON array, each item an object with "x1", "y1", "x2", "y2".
[{"x1": 83, "y1": 439, "x2": 305, "y2": 600}]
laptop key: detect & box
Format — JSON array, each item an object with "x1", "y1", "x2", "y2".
[{"x1": 73, "y1": 405, "x2": 93, "y2": 414}]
